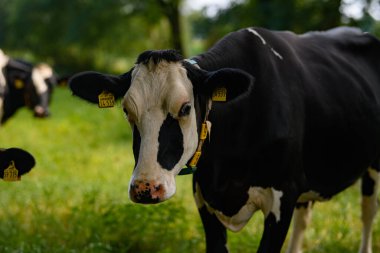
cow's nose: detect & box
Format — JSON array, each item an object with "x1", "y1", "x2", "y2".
[
  {"x1": 129, "y1": 180, "x2": 165, "y2": 204},
  {"x1": 34, "y1": 106, "x2": 50, "y2": 118}
]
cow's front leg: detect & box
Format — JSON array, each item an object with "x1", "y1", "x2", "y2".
[
  {"x1": 359, "y1": 166, "x2": 380, "y2": 253},
  {"x1": 194, "y1": 182, "x2": 229, "y2": 253},
  {"x1": 286, "y1": 201, "x2": 313, "y2": 253},
  {"x1": 257, "y1": 189, "x2": 298, "y2": 253},
  {"x1": 199, "y1": 206, "x2": 229, "y2": 253}
]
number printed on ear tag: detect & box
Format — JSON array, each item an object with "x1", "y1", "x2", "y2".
[
  {"x1": 98, "y1": 91, "x2": 115, "y2": 108},
  {"x1": 4, "y1": 161, "x2": 20, "y2": 182},
  {"x1": 212, "y1": 87, "x2": 227, "y2": 102}
]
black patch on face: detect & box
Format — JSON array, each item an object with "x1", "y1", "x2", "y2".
[
  {"x1": 157, "y1": 114, "x2": 184, "y2": 171},
  {"x1": 132, "y1": 125, "x2": 141, "y2": 168}
]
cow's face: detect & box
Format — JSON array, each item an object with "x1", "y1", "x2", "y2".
[
  {"x1": 30, "y1": 63, "x2": 56, "y2": 118},
  {"x1": 69, "y1": 50, "x2": 254, "y2": 204},
  {"x1": 124, "y1": 60, "x2": 199, "y2": 203}
]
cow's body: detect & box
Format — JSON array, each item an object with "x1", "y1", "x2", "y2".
[
  {"x1": 0, "y1": 50, "x2": 55, "y2": 124},
  {"x1": 69, "y1": 27, "x2": 380, "y2": 253},
  {"x1": 191, "y1": 27, "x2": 380, "y2": 253}
]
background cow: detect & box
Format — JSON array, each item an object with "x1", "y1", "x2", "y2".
[
  {"x1": 69, "y1": 27, "x2": 380, "y2": 253},
  {"x1": 0, "y1": 49, "x2": 56, "y2": 124},
  {"x1": 0, "y1": 147, "x2": 35, "y2": 181}
]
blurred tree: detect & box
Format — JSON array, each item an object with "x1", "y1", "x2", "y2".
[
  {"x1": 157, "y1": 0, "x2": 184, "y2": 54},
  {"x1": 1, "y1": 0, "x2": 378, "y2": 73},
  {"x1": 342, "y1": 0, "x2": 380, "y2": 35},
  {"x1": 0, "y1": 0, "x2": 184, "y2": 73},
  {"x1": 189, "y1": 0, "x2": 378, "y2": 51}
]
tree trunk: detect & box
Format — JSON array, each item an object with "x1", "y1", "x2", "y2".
[{"x1": 157, "y1": 0, "x2": 184, "y2": 55}]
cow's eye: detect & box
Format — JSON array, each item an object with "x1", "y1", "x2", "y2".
[{"x1": 179, "y1": 102, "x2": 191, "y2": 117}]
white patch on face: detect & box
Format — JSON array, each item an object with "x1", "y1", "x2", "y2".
[
  {"x1": 32, "y1": 64, "x2": 53, "y2": 94},
  {"x1": 0, "y1": 49, "x2": 9, "y2": 88},
  {"x1": 246, "y1": 28, "x2": 284, "y2": 61},
  {"x1": 125, "y1": 60, "x2": 199, "y2": 201}
]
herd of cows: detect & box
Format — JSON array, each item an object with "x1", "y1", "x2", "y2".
[
  {"x1": 1, "y1": 26, "x2": 380, "y2": 253},
  {"x1": 0, "y1": 48, "x2": 55, "y2": 181}
]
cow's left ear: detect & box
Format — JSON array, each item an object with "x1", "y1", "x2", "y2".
[
  {"x1": 0, "y1": 148, "x2": 35, "y2": 178},
  {"x1": 200, "y1": 68, "x2": 254, "y2": 102},
  {"x1": 69, "y1": 69, "x2": 132, "y2": 104}
]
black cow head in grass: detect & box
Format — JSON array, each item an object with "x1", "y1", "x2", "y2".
[
  {"x1": 0, "y1": 148, "x2": 35, "y2": 181},
  {"x1": 0, "y1": 55, "x2": 57, "y2": 124},
  {"x1": 69, "y1": 50, "x2": 254, "y2": 204}
]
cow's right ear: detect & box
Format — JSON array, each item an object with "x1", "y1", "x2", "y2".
[{"x1": 69, "y1": 70, "x2": 132, "y2": 104}]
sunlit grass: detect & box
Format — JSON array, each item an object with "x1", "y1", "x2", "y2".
[{"x1": 0, "y1": 87, "x2": 378, "y2": 252}]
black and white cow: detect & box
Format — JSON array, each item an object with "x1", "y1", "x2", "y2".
[
  {"x1": 0, "y1": 49, "x2": 56, "y2": 124},
  {"x1": 0, "y1": 147, "x2": 35, "y2": 181},
  {"x1": 69, "y1": 27, "x2": 380, "y2": 253}
]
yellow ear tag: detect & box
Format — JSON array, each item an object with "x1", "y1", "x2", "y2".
[
  {"x1": 14, "y1": 79, "x2": 24, "y2": 89},
  {"x1": 212, "y1": 87, "x2": 227, "y2": 102},
  {"x1": 98, "y1": 91, "x2": 115, "y2": 108},
  {"x1": 4, "y1": 161, "x2": 20, "y2": 182}
]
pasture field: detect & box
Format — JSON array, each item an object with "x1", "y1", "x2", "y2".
[{"x1": 0, "y1": 87, "x2": 378, "y2": 253}]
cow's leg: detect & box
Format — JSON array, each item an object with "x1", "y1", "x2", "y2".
[
  {"x1": 193, "y1": 182, "x2": 228, "y2": 253},
  {"x1": 199, "y1": 206, "x2": 229, "y2": 253},
  {"x1": 359, "y1": 166, "x2": 380, "y2": 253},
  {"x1": 286, "y1": 201, "x2": 313, "y2": 253},
  {"x1": 257, "y1": 189, "x2": 298, "y2": 253}
]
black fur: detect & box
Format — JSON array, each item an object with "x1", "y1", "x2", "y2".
[
  {"x1": 157, "y1": 114, "x2": 184, "y2": 171},
  {"x1": 136, "y1": 49, "x2": 183, "y2": 65}
]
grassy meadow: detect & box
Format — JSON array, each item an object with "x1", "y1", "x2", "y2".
[{"x1": 0, "y1": 87, "x2": 378, "y2": 253}]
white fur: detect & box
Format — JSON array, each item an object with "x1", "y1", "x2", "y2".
[
  {"x1": 32, "y1": 63, "x2": 53, "y2": 94},
  {"x1": 125, "y1": 60, "x2": 199, "y2": 201},
  {"x1": 297, "y1": 190, "x2": 329, "y2": 203},
  {"x1": 0, "y1": 97, "x2": 3, "y2": 123},
  {"x1": 247, "y1": 28, "x2": 267, "y2": 45},
  {"x1": 0, "y1": 49, "x2": 9, "y2": 123},
  {"x1": 195, "y1": 185, "x2": 283, "y2": 232},
  {"x1": 359, "y1": 167, "x2": 379, "y2": 253},
  {"x1": 271, "y1": 47, "x2": 284, "y2": 60},
  {"x1": 286, "y1": 202, "x2": 313, "y2": 253},
  {"x1": 246, "y1": 28, "x2": 284, "y2": 60},
  {"x1": 0, "y1": 49, "x2": 9, "y2": 90}
]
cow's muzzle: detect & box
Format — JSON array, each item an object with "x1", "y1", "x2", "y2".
[
  {"x1": 129, "y1": 179, "x2": 166, "y2": 204},
  {"x1": 34, "y1": 105, "x2": 50, "y2": 118}
]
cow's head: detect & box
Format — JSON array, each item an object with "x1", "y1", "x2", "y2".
[
  {"x1": 0, "y1": 148, "x2": 35, "y2": 181},
  {"x1": 1, "y1": 60, "x2": 56, "y2": 124},
  {"x1": 69, "y1": 50, "x2": 254, "y2": 204}
]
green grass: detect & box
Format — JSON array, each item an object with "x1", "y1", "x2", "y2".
[{"x1": 0, "y1": 87, "x2": 378, "y2": 252}]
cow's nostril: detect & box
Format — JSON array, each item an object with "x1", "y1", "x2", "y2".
[{"x1": 130, "y1": 181, "x2": 165, "y2": 204}]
